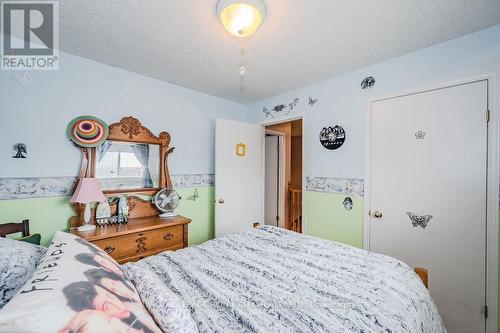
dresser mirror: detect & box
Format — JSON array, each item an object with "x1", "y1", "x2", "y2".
[
  {"x1": 95, "y1": 141, "x2": 160, "y2": 191},
  {"x1": 77, "y1": 116, "x2": 175, "y2": 196}
]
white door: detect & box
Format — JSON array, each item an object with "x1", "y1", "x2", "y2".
[
  {"x1": 369, "y1": 81, "x2": 488, "y2": 333},
  {"x1": 265, "y1": 136, "x2": 280, "y2": 226},
  {"x1": 215, "y1": 119, "x2": 264, "y2": 237},
  {"x1": 264, "y1": 135, "x2": 285, "y2": 227}
]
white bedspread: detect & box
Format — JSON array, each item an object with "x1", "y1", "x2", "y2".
[{"x1": 124, "y1": 226, "x2": 445, "y2": 333}]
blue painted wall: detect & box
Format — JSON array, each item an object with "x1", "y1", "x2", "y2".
[
  {"x1": 0, "y1": 42, "x2": 248, "y2": 179},
  {"x1": 248, "y1": 24, "x2": 500, "y2": 181}
]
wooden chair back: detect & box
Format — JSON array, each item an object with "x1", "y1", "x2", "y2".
[{"x1": 0, "y1": 219, "x2": 30, "y2": 238}]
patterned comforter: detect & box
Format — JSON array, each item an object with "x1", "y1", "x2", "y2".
[{"x1": 124, "y1": 226, "x2": 445, "y2": 333}]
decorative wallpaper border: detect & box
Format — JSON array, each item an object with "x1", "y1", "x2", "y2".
[
  {"x1": 306, "y1": 177, "x2": 364, "y2": 197},
  {"x1": 1, "y1": 175, "x2": 363, "y2": 199},
  {"x1": 0, "y1": 174, "x2": 215, "y2": 200},
  {"x1": 171, "y1": 174, "x2": 214, "y2": 189},
  {"x1": 0, "y1": 177, "x2": 78, "y2": 200}
]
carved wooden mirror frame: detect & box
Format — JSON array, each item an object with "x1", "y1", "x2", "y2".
[{"x1": 70, "y1": 117, "x2": 175, "y2": 228}]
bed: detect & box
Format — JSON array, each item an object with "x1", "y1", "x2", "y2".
[
  {"x1": 123, "y1": 226, "x2": 445, "y2": 332},
  {"x1": 0, "y1": 225, "x2": 445, "y2": 333}
]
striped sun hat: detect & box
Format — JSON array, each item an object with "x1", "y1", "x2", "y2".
[{"x1": 66, "y1": 116, "x2": 109, "y2": 147}]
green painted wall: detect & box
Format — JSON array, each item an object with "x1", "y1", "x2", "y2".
[
  {"x1": 305, "y1": 191, "x2": 364, "y2": 248},
  {"x1": 176, "y1": 187, "x2": 215, "y2": 245},
  {"x1": 0, "y1": 196, "x2": 74, "y2": 246},
  {"x1": 0, "y1": 186, "x2": 215, "y2": 246}
]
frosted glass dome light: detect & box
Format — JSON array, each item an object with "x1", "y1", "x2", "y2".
[{"x1": 216, "y1": 0, "x2": 266, "y2": 38}]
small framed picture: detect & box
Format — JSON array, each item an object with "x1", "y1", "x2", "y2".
[{"x1": 236, "y1": 143, "x2": 246, "y2": 157}]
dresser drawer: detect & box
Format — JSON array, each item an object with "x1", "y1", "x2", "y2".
[
  {"x1": 92, "y1": 225, "x2": 184, "y2": 261},
  {"x1": 143, "y1": 225, "x2": 184, "y2": 250}
]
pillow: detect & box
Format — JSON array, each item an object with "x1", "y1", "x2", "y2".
[
  {"x1": 0, "y1": 231, "x2": 162, "y2": 333},
  {"x1": 17, "y1": 233, "x2": 42, "y2": 245},
  {"x1": 123, "y1": 261, "x2": 198, "y2": 333},
  {"x1": 0, "y1": 237, "x2": 46, "y2": 309}
]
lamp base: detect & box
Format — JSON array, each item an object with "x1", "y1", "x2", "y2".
[{"x1": 77, "y1": 223, "x2": 96, "y2": 232}]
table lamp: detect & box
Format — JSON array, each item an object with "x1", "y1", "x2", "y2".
[{"x1": 70, "y1": 178, "x2": 106, "y2": 232}]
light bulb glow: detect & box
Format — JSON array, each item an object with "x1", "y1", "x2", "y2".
[{"x1": 219, "y1": 3, "x2": 263, "y2": 37}]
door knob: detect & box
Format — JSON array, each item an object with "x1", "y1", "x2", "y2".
[
  {"x1": 372, "y1": 210, "x2": 383, "y2": 218},
  {"x1": 218, "y1": 199, "x2": 225, "y2": 204}
]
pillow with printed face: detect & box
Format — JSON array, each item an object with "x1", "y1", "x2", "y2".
[{"x1": 0, "y1": 231, "x2": 162, "y2": 333}]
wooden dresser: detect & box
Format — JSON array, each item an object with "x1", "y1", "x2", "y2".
[
  {"x1": 69, "y1": 116, "x2": 191, "y2": 264},
  {"x1": 70, "y1": 216, "x2": 190, "y2": 264}
]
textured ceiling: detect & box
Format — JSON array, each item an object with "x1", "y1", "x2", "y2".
[{"x1": 53, "y1": 0, "x2": 500, "y2": 103}]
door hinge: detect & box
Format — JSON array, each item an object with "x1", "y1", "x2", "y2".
[
  {"x1": 483, "y1": 305, "x2": 489, "y2": 319},
  {"x1": 276, "y1": 216, "x2": 279, "y2": 221},
  {"x1": 486, "y1": 109, "x2": 490, "y2": 123}
]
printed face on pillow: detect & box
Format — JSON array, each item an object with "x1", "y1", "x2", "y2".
[
  {"x1": 59, "y1": 310, "x2": 146, "y2": 333},
  {"x1": 75, "y1": 253, "x2": 124, "y2": 277},
  {"x1": 84, "y1": 268, "x2": 139, "y2": 302},
  {"x1": 94, "y1": 255, "x2": 122, "y2": 276},
  {"x1": 62, "y1": 282, "x2": 160, "y2": 333},
  {"x1": 93, "y1": 286, "x2": 130, "y2": 319},
  {"x1": 102, "y1": 276, "x2": 138, "y2": 300}
]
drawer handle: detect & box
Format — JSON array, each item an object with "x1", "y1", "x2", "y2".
[
  {"x1": 104, "y1": 246, "x2": 115, "y2": 254},
  {"x1": 163, "y1": 233, "x2": 174, "y2": 241},
  {"x1": 136, "y1": 237, "x2": 147, "y2": 253}
]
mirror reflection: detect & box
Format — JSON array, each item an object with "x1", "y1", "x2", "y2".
[{"x1": 96, "y1": 141, "x2": 160, "y2": 190}]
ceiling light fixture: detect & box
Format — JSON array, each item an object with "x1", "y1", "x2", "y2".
[
  {"x1": 216, "y1": 0, "x2": 266, "y2": 76},
  {"x1": 216, "y1": 0, "x2": 266, "y2": 38}
]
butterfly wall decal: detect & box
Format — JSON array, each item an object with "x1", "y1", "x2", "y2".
[
  {"x1": 308, "y1": 96, "x2": 319, "y2": 106},
  {"x1": 11, "y1": 72, "x2": 33, "y2": 85},
  {"x1": 187, "y1": 188, "x2": 199, "y2": 201},
  {"x1": 263, "y1": 106, "x2": 273, "y2": 118},
  {"x1": 407, "y1": 212, "x2": 433, "y2": 229},
  {"x1": 288, "y1": 98, "x2": 300, "y2": 113}
]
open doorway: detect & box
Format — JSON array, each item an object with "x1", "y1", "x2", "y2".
[{"x1": 264, "y1": 119, "x2": 303, "y2": 233}]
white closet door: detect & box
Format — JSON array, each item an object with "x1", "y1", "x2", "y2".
[{"x1": 369, "y1": 81, "x2": 488, "y2": 333}]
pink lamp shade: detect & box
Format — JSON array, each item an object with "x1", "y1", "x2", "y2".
[{"x1": 69, "y1": 178, "x2": 107, "y2": 204}]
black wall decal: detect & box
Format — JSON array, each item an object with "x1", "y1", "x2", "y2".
[
  {"x1": 273, "y1": 104, "x2": 286, "y2": 113},
  {"x1": 415, "y1": 131, "x2": 426, "y2": 139},
  {"x1": 407, "y1": 212, "x2": 433, "y2": 229},
  {"x1": 319, "y1": 126, "x2": 345, "y2": 150},
  {"x1": 308, "y1": 96, "x2": 319, "y2": 106},
  {"x1": 361, "y1": 76, "x2": 375, "y2": 90},
  {"x1": 12, "y1": 143, "x2": 27, "y2": 158},
  {"x1": 263, "y1": 106, "x2": 273, "y2": 118},
  {"x1": 343, "y1": 197, "x2": 353, "y2": 211},
  {"x1": 263, "y1": 98, "x2": 301, "y2": 118},
  {"x1": 288, "y1": 98, "x2": 299, "y2": 112}
]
